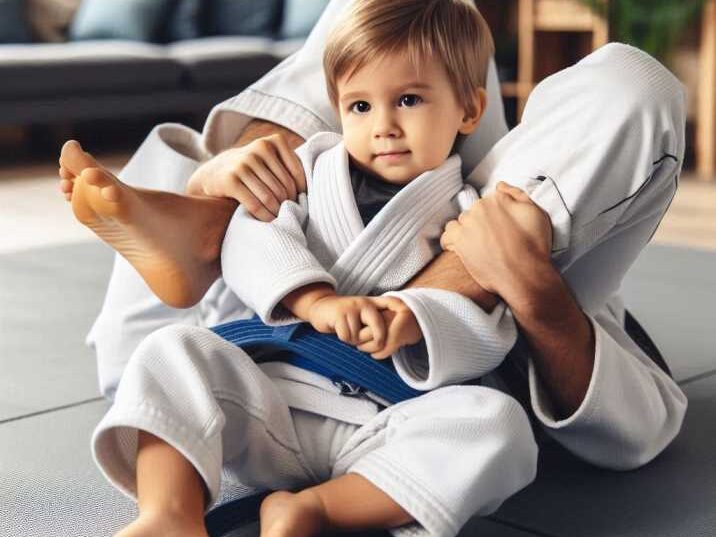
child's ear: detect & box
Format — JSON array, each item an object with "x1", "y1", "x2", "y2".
[{"x1": 458, "y1": 87, "x2": 487, "y2": 135}]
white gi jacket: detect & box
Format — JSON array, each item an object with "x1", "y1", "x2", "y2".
[
  {"x1": 221, "y1": 131, "x2": 518, "y2": 393},
  {"x1": 87, "y1": 0, "x2": 688, "y2": 472}
]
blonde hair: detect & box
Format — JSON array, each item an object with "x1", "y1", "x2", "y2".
[{"x1": 323, "y1": 0, "x2": 494, "y2": 118}]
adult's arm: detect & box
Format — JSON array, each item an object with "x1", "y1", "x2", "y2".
[{"x1": 405, "y1": 246, "x2": 594, "y2": 418}]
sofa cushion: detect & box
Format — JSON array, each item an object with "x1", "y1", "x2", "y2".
[
  {"x1": 207, "y1": 0, "x2": 283, "y2": 37},
  {"x1": 0, "y1": 41, "x2": 182, "y2": 98},
  {"x1": 279, "y1": 0, "x2": 330, "y2": 39},
  {"x1": 167, "y1": 36, "x2": 278, "y2": 89},
  {"x1": 167, "y1": 0, "x2": 205, "y2": 41},
  {"x1": 70, "y1": 0, "x2": 174, "y2": 42},
  {"x1": 0, "y1": 0, "x2": 31, "y2": 43}
]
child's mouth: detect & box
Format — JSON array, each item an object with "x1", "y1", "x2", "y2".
[{"x1": 375, "y1": 151, "x2": 410, "y2": 162}]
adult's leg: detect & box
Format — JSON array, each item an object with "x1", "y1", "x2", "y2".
[
  {"x1": 469, "y1": 43, "x2": 685, "y2": 309},
  {"x1": 470, "y1": 43, "x2": 687, "y2": 468}
]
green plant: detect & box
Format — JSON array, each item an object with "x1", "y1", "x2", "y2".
[{"x1": 579, "y1": 0, "x2": 707, "y2": 63}]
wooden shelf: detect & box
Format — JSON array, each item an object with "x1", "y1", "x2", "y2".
[
  {"x1": 698, "y1": 0, "x2": 716, "y2": 180},
  {"x1": 500, "y1": 81, "x2": 533, "y2": 98},
  {"x1": 534, "y1": 0, "x2": 604, "y2": 32},
  {"x1": 516, "y1": 0, "x2": 608, "y2": 117}
]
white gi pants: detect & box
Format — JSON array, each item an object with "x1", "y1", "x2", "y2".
[{"x1": 92, "y1": 325, "x2": 539, "y2": 537}]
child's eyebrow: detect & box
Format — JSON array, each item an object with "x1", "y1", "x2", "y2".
[{"x1": 340, "y1": 82, "x2": 433, "y2": 102}]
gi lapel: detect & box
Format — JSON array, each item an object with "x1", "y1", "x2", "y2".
[{"x1": 331, "y1": 155, "x2": 464, "y2": 295}]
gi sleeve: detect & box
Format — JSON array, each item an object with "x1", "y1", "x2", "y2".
[
  {"x1": 382, "y1": 288, "x2": 518, "y2": 390},
  {"x1": 529, "y1": 304, "x2": 688, "y2": 471},
  {"x1": 220, "y1": 193, "x2": 336, "y2": 325}
]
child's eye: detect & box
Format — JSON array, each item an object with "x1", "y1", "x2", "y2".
[
  {"x1": 350, "y1": 101, "x2": 371, "y2": 114},
  {"x1": 399, "y1": 94, "x2": 422, "y2": 107}
]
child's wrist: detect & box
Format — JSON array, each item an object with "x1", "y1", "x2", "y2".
[{"x1": 282, "y1": 283, "x2": 336, "y2": 321}]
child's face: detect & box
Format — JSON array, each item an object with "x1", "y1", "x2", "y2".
[{"x1": 336, "y1": 51, "x2": 484, "y2": 185}]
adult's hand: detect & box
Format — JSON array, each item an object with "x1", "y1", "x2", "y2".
[
  {"x1": 440, "y1": 181, "x2": 553, "y2": 302},
  {"x1": 186, "y1": 131, "x2": 306, "y2": 222}
]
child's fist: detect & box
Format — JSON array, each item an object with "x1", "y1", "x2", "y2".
[
  {"x1": 357, "y1": 296, "x2": 422, "y2": 359},
  {"x1": 307, "y1": 295, "x2": 387, "y2": 347}
]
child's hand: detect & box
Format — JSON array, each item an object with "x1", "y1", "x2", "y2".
[
  {"x1": 356, "y1": 297, "x2": 422, "y2": 360},
  {"x1": 307, "y1": 295, "x2": 387, "y2": 348},
  {"x1": 185, "y1": 133, "x2": 305, "y2": 222}
]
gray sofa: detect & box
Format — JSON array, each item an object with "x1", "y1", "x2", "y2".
[{"x1": 0, "y1": 35, "x2": 303, "y2": 126}]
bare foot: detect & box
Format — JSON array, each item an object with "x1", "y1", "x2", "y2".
[
  {"x1": 260, "y1": 490, "x2": 327, "y2": 537},
  {"x1": 114, "y1": 510, "x2": 209, "y2": 537},
  {"x1": 59, "y1": 140, "x2": 237, "y2": 308}
]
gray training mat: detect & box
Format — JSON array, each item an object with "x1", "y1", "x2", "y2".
[
  {"x1": 0, "y1": 241, "x2": 114, "y2": 421},
  {"x1": 620, "y1": 244, "x2": 716, "y2": 382},
  {"x1": 1, "y1": 240, "x2": 714, "y2": 536}
]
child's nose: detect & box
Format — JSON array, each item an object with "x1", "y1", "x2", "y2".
[{"x1": 372, "y1": 111, "x2": 401, "y2": 138}]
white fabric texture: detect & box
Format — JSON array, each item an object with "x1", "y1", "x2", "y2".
[
  {"x1": 84, "y1": 0, "x2": 687, "y2": 485},
  {"x1": 85, "y1": 0, "x2": 508, "y2": 399},
  {"x1": 92, "y1": 325, "x2": 539, "y2": 537},
  {"x1": 468, "y1": 43, "x2": 689, "y2": 468},
  {"x1": 220, "y1": 132, "x2": 517, "y2": 391}
]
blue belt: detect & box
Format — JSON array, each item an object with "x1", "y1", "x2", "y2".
[{"x1": 211, "y1": 316, "x2": 424, "y2": 405}]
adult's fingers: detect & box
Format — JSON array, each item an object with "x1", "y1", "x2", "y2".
[
  {"x1": 440, "y1": 220, "x2": 460, "y2": 250},
  {"x1": 496, "y1": 181, "x2": 531, "y2": 203},
  {"x1": 227, "y1": 178, "x2": 276, "y2": 222},
  {"x1": 239, "y1": 167, "x2": 282, "y2": 216},
  {"x1": 271, "y1": 134, "x2": 306, "y2": 195},
  {"x1": 255, "y1": 139, "x2": 298, "y2": 201},
  {"x1": 246, "y1": 155, "x2": 289, "y2": 203}
]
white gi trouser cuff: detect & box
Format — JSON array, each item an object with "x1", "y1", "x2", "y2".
[
  {"x1": 529, "y1": 310, "x2": 688, "y2": 470},
  {"x1": 92, "y1": 401, "x2": 224, "y2": 510}
]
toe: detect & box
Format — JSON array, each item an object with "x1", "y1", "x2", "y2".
[
  {"x1": 60, "y1": 140, "x2": 98, "y2": 176},
  {"x1": 59, "y1": 166, "x2": 74, "y2": 181},
  {"x1": 59, "y1": 178, "x2": 74, "y2": 194},
  {"x1": 82, "y1": 167, "x2": 113, "y2": 187}
]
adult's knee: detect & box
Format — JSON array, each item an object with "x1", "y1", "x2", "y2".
[{"x1": 526, "y1": 43, "x2": 685, "y2": 138}]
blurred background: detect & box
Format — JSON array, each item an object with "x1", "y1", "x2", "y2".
[
  {"x1": 2, "y1": 3, "x2": 715, "y2": 536},
  {"x1": 0, "y1": 0, "x2": 714, "y2": 256}
]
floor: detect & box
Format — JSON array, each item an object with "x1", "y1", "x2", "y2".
[
  {"x1": 2, "y1": 154, "x2": 715, "y2": 537},
  {"x1": 1, "y1": 154, "x2": 715, "y2": 254}
]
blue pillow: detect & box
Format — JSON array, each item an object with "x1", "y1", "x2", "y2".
[
  {"x1": 167, "y1": 0, "x2": 205, "y2": 41},
  {"x1": 0, "y1": 0, "x2": 31, "y2": 43},
  {"x1": 280, "y1": 0, "x2": 330, "y2": 39},
  {"x1": 208, "y1": 0, "x2": 283, "y2": 37},
  {"x1": 70, "y1": 0, "x2": 175, "y2": 42}
]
